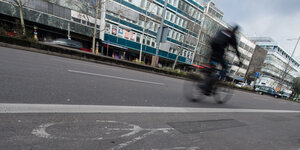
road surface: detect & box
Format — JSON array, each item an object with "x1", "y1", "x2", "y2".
[{"x1": 1, "y1": 46, "x2": 300, "y2": 150}]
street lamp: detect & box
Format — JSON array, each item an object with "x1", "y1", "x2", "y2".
[{"x1": 278, "y1": 35, "x2": 300, "y2": 89}]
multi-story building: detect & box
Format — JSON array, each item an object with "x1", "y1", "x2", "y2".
[
  {"x1": 0, "y1": 0, "x2": 255, "y2": 74},
  {"x1": 0, "y1": 0, "x2": 206, "y2": 66},
  {"x1": 194, "y1": 1, "x2": 255, "y2": 82},
  {"x1": 250, "y1": 37, "x2": 300, "y2": 91},
  {"x1": 245, "y1": 45, "x2": 268, "y2": 83},
  {"x1": 226, "y1": 34, "x2": 256, "y2": 82}
]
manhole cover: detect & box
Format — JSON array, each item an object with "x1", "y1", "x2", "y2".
[{"x1": 167, "y1": 119, "x2": 247, "y2": 134}]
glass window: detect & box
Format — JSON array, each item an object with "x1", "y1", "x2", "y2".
[
  {"x1": 175, "y1": 32, "x2": 179, "y2": 40},
  {"x1": 72, "y1": 17, "x2": 80, "y2": 23},
  {"x1": 81, "y1": 20, "x2": 87, "y2": 25},
  {"x1": 140, "y1": 0, "x2": 145, "y2": 8},
  {"x1": 151, "y1": 39, "x2": 156, "y2": 47},
  {"x1": 156, "y1": 7, "x2": 161, "y2": 16},
  {"x1": 168, "y1": 29, "x2": 173, "y2": 37},
  {"x1": 180, "y1": 34, "x2": 184, "y2": 42},
  {"x1": 136, "y1": 33, "x2": 141, "y2": 43},
  {"x1": 171, "y1": 30, "x2": 175, "y2": 39},
  {"x1": 166, "y1": 11, "x2": 170, "y2": 20},
  {"x1": 175, "y1": 16, "x2": 179, "y2": 24},
  {"x1": 147, "y1": 37, "x2": 151, "y2": 45},
  {"x1": 173, "y1": 0, "x2": 178, "y2": 7},
  {"x1": 183, "y1": 21, "x2": 187, "y2": 28},
  {"x1": 178, "y1": 18, "x2": 182, "y2": 26},
  {"x1": 105, "y1": 23, "x2": 111, "y2": 33},
  {"x1": 142, "y1": 35, "x2": 146, "y2": 44},
  {"x1": 170, "y1": 14, "x2": 175, "y2": 23}
]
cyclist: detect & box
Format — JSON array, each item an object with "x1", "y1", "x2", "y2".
[{"x1": 202, "y1": 25, "x2": 242, "y2": 95}]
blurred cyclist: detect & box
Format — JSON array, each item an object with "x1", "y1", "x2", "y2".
[{"x1": 202, "y1": 25, "x2": 242, "y2": 95}]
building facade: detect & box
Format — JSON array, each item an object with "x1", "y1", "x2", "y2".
[
  {"x1": 245, "y1": 45, "x2": 268, "y2": 83},
  {"x1": 0, "y1": 0, "x2": 208, "y2": 66},
  {"x1": 250, "y1": 37, "x2": 300, "y2": 91},
  {"x1": 0, "y1": 0, "x2": 255, "y2": 72},
  {"x1": 194, "y1": 1, "x2": 255, "y2": 82}
]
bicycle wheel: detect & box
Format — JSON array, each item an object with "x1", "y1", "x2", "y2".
[
  {"x1": 183, "y1": 80, "x2": 206, "y2": 102},
  {"x1": 213, "y1": 85, "x2": 233, "y2": 104}
]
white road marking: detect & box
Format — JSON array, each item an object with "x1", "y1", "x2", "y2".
[
  {"x1": 52, "y1": 59, "x2": 122, "y2": 72},
  {"x1": 1, "y1": 103, "x2": 300, "y2": 113},
  {"x1": 32, "y1": 120, "x2": 174, "y2": 150},
  {"x1": 110, "y1": 130, "x2": 156, "y2": 150},
  {"x1": 68, "y1": 69, "x2": 165, "y2": 86}
]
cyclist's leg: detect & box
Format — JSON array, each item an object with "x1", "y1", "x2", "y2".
[
  {"x1": 219, "y1": 57, "x2": 228, "y2": 80},
  {"x1": 202, "y1": 59, "x2": 218, "y2": 95}
]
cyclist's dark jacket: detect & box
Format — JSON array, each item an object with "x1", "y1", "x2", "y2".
[{"x1": 210, "y1": 29, "x2": 240, "y2": 60}]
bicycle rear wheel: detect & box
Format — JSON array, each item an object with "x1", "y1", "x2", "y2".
[
  {"x1": 183, "y1": 80, "x2": 206, "y2": 102},
  {"x1": 213, "y1": 85, "x2": 233, "y2": 104}
]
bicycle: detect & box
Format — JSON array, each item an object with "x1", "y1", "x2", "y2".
[{"x1": 183, "y1": 64, "x2": 234, "y2": 104}]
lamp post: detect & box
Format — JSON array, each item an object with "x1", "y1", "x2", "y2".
[{"x1": 279, "y1": 35, "x2": 300, "y2": 90}]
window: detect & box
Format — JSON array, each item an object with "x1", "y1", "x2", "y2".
[
  {"x1": 180, "y1": 34, "x2": 184, "y2": 42},
  {"x1": 146, "y1": 37, "x2": 151, "y2": 45},
  {"x1": 168, "y1": 30, "x2": 173, "y2": 37},
  {"x1": 166, "y1": 11, "x2": 170, "y2": 20},
  {"x1": 173, "y1": 0, "x2": 178, "y2": 7},
  {"x1": 175, "y1": 32, "x2": 179, "y2": 40},
  {"x1": 151, "y1": 40, "x2": 156, "y2": 47},
  {"x1": 81, "y1": 20, "x2": 87, "y2": 25},
  {"x1": 140, "y1": 0, "x2": 145, "y2": 8},
  {"x1": 175, "y1": 16, "x2": 179, "y2": 24},
  {"x1": 171, "y1": 30, "x2": 175, "y2": 39},
  {"x1": 142, "y1": 35, "x2": 146, "y2": 44},
  {"x1": 72, "y1": 17, "x2": 80, "y2": 23},
  {"x1": 156, "y1": 7, "x2": 161, "y2": 16},
  {"x1": 136, "y1": 33, "x2": 141, "y2": 43},
  {"x1": 170, "y1": 14, "x2": 174, "y2": 23},
  {"x1": 183, "y1": 21, "x2": 187, "y2": 28},
  {"x1": 178, "y1": 18, "x2": 182, "y2": 26},
  {"x1": 154, "y1": 23, "x2": 158, "y2": 32}
]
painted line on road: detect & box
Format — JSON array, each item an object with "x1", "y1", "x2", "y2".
[
  {"x1": 1, "y1": 103, "x2": 300, "y2": 113},
  {"x1": 68, "y1": 69, "x2": 165, "y2": 86},
  {"x1": 52, "y1": 59, "x2": 122, "y2": 72}
]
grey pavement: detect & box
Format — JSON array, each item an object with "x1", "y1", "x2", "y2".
[{"x1": 1, "y1": 46, "x2": 300, "y2": 150}]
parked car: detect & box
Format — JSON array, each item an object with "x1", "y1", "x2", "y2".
[
  {"x1": 278, "y1": 91, "x2": 291, "y2": 99},
  {"x1": 255, "y1": 86, "x2": 281, "y2": 98},
  {"x1": 50, "y1": 38, "x2": 83, "y2": 49},
  {"x1": 236, "y1": 82, "x2": 246, "y2": 87}
]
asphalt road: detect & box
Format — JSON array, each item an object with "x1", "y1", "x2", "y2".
[{"x1": 1, "y1": 46, "x2": 300, "y2": 150}]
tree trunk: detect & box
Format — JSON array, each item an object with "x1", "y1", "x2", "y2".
[
  {"x1": 172, "y1": 50, "x2": 181, "y2": 70},
  {"x1": 18, "y1": 0, "x2": 26, "y2": 36},
  {"x1": 92, "y1": 0, "x2": 100, "y2": 53}
]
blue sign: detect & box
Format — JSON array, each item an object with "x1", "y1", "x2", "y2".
[{"x1": 255, "y1": 72, "x2": 260, "y2": 77}]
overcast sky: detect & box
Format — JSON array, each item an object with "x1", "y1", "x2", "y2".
[{"x1": 214, "y1": 0, "x2": 300, "y2": 61}]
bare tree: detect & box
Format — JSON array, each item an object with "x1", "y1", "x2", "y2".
[
  {"x1": 172, "y1": 21, "x2": 197, "y2": 70},
  {"x1": 4, "y1": 0, "x2": 29, "y2": 36},
  {"x1": 68, "y1": 0, "x2": 109, "y2": 53}
]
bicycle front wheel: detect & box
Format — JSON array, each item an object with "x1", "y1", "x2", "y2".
[
  {"x1": 213, "y1": 85, "x2": 234, "y2": 104},
  {"x1": 183, "y1": 80, "x2": 206, "y2": 102}
]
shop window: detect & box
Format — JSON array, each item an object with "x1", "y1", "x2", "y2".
[{"x1": 72, "y1": 17, "x2": 81, "y2": 23}]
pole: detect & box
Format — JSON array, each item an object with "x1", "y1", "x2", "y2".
[
  {"x1": 154, "y1": 0, "x2": 167, "y2": 67},
  {"x1": 279, "y1": 35, "x2": 300, "y2": 89},
  {"x1": 67, "y1": 23, "x2": 71, "y2": 40},
  {"x1": 92, "y1": 0, "x2": 100, "y2": 54}
]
